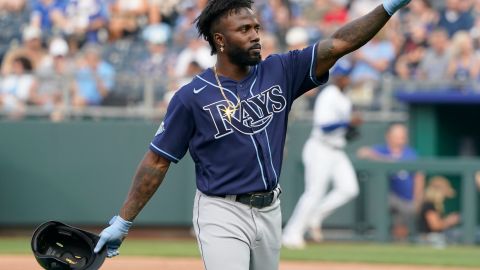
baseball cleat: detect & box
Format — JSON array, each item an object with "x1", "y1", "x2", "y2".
[
  {"x1": 282, "y1": 235, "x2": 306, "y2": 250},
  {"x1": 307, "y1": 227, "x2": 324, "y2": 243}
]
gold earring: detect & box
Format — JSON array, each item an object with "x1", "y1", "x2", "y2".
[{"x1": 220, "y1": 45, "x2": 224, "y2": 53}]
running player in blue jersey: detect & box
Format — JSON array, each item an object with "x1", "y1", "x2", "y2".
[{"x1": 94, "y1": 0, "x2": 411, "y2": 269}]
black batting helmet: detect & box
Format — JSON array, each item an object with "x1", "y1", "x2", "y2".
[{"x1": 31, "y1": 221, "x2": 107, "y2": 270}]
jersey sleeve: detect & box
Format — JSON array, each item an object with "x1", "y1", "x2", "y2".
[
  {"x1": 149, "y1": 93, "x2": 194, "y2": 163},
  {"x1": 278, "y1": 43, "x2": 329, "y2": 100}
]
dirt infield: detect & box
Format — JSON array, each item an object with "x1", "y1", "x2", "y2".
[{"x1": 2, "y1": 255, "x2": 471, "y2": 270}]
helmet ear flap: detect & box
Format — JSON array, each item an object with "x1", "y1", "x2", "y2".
[{"x1": 31, "y1": 221, "x2": 107, "y2": 270}]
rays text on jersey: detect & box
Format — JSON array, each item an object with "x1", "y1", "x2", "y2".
[{"x1": 203, "y1": 85, "x2": 287, "y2": 139}]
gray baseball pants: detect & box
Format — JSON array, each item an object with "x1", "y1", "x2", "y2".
[{"x1": 192, "y1": 189, "x2": 282, "y2": 270}]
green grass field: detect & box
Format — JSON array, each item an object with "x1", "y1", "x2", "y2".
[{"x1": 3, "y1": 237, "x2": 479, "y2": 268}]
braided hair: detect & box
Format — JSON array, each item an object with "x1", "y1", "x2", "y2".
[{"x1": 194, "y1": 0, "x2": 254, "y2": 55}]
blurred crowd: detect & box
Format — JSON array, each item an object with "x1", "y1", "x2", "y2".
[{"x1": 0, "y1": 0, "x2": 480, "y2": 120}]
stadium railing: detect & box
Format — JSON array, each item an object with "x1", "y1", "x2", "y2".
[{"x1": 1, "y1": 75, "x2": 479, "y2": 121}]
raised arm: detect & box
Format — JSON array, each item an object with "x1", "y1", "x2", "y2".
[
  {"x1": 315, "y1": 0, "x2": 410, "y2": 77},
  {"x1": 120, "y1": 150, "x2": 171, "y2": 221}
]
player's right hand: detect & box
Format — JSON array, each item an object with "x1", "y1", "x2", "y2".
[{"x1": 94, "y1": 215, "x2": 133, "y2": 257}]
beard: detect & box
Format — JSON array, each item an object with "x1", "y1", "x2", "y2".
[{"x1": 227, "y1": 45, "x2": 262, "y2": 66}]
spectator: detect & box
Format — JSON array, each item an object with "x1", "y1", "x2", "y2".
[
  {"x1": 137, "y1": 23, "x2": 175, "y2": 104},
  {"x1": 385, "y1": 17, "x2": 406, "y2": 61},
  {"x1": 37, "y1": 36, "x2": 74, "y2": 73},
  {"x1": 297, "y1": 0, "x2": 330, "y2": 27},
  {"x1": 470, "y1": 16, "x2": 480, "y2": 51},
  {"x1": 30, "y1": 0, "x2": 66, "y2": 36},
  {"x1": 174, "y1": 29, "x2": 215, "y2": 79},
  {"x1": 108, "y1": 0, "x2": 149, "y2": 41},
  {"x1": 458, "y1": 0, "x2": 475, "y2": 15},
  {"x1": 357, "y1": 123, "x2": 426, "y2": 241},
  {"x1": 318, "y1": 0, "x2": 349, "y2": 36},
  {"x1": 349, "y1": 0, "x2": 382, "y2": 19},
  {"x1": 283, "y1": 60, "x2": 360, "y2": 249},
  {"x1": 148, "y1": 0, "x2": 180, "y2": 26},
  {"x1": 137, "y1": 23, "x2": 175, "y2": 76},
  {"x1": 285, "y1": 26, "x2": 310, "y2": 51},
  {"x1": 295, "y1": 0, "x2": 332, "y2": 42},
  {"x1": 32, "y1": 37, "x2": 75, "y2": 121},
  {"x1": 172, "y1": 2, "x2": 202, "y2": 48},
  {"x1": 1, "y1": 26, "x2": 47, "y2": 75},
  {"x1": 0, "y1": 0, "x2": 26, "y2": 13},
  {"x1": 402, "y1": 0, "x2": 438, "y2": 33},
  {"x1": 72, "y1": 44, "x2": 115, "y2": 107},
  {"x1": 471, "y1": 0, "x2": 480, "y2": 22},
  {"x1": 394, "y1": 22, "x2": 428, "y2": 80},
  {"x1": 0, "y1": 56, "x2": 36, "y2": 118},
  {"x1": 349, "y1": 28, "x2": 395, "y2": 107},
  {"x1": 418, "y1": 28, "x2": 451, "y2": 81},
  {"x1": 437, "y1": 0, "x2": 474, "y2": 37},
  {"x1": 417, "y1": 176, "x2": 460, "y2": 249},
  {"x1": 446, "y1": 31, "x2": 479, "y2": 84},
  {"x1": 62, "y1": 0, "x2": 110, "y2": 44},
  {"x1": 257, "y1": 0, "x2": 291, "y2": 42}
]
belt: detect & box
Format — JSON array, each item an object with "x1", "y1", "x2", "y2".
[{"x1": 223, "y1": 187, "x2": 281, "y2": 209}]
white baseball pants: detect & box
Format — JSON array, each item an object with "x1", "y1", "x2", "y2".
[{"x1": 283, "y1": 137, "x2": 359, "y2": 240}]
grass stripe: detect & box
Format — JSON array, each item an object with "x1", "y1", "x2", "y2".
[{"x1": 4, "y1": 237, "x2": 479, "y2": 268}]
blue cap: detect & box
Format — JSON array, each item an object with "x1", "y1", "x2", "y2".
[{"x1": 331, "y1": 59, "x2": 352, "y2": 77}]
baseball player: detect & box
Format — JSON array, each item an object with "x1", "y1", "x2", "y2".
[
  {"x1": 282, "y1": 59, "x2": 361, "y2": 249},
  {"x1": 93, "y1": 0, "x2": 412, "y2": 269}
]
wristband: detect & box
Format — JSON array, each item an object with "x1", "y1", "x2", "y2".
[
  {"x1": 383, "y1": 0, "x2": 410, "y2": 16},
  {"x1": 109, "y1": 215, "x2": 133, "y2": 233}
]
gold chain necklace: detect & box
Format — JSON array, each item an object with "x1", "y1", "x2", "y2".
[{"x1": 213, "y1": 65, "x2": 241, "y2": 123}]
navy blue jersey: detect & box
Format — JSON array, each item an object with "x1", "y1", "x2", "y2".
[{"x1": 150, "y1": 44, "x2": 328, "y2": 196}]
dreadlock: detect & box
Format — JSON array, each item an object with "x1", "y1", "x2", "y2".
[{"x1": 195, "y1": 0, "x2": 254, "y2": 55}]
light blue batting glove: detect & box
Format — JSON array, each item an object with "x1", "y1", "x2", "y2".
[
  {"x1": 383, "y1": 0, "x2": 411, "y2": 16},
  {"x1": 94, "y1": 215, "x2": 133, "y2": 257}
]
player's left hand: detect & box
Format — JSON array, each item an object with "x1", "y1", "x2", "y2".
[
  {"x1": 345, "y1": 125, "x2": 360, "y2": 142},
  {"x1": 383, "y1": 0, "x2": 411, "y2": 16},
  {"x1": 94, "y1": 215, "x2": 132, "y2": 257}
]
